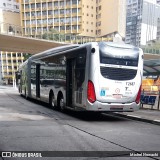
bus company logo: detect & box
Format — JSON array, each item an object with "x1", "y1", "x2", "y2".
[
  {"x1": 115, "y1": 88, "x2": 120, "y2": 94},
  {"x1": 2, "y1": 152, "x2": 11, "y2": 157}
]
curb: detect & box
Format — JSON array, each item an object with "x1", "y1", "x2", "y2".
[{"x1": 108, "y1": 113, "x2": 160, "y2": 126}]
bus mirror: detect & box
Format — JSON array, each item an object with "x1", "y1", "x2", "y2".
[{"x1": 91, "y1": 48, "x2": 95, "y2": 53}]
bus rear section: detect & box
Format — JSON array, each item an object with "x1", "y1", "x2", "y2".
[{"x1": 86, "y1": 42, "x2": 143, "y2": 112}]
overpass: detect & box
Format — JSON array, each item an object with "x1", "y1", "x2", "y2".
[
  {"x1": 0, "y1": 32, "x2": 160, "y2": 60},
  {"x1": 0, "y1": 33, "x2": 67, "y2": 54}
]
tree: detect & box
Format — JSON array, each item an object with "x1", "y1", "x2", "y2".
[
  {"x1": 42, "y1": 28, "x2": 65, "y2": 42},
  {"x1": 23, "y1": 53, "x2": 32, "y2": 61}
]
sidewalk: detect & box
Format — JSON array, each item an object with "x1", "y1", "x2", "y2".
[{"x1": 113, "y1": 105, "x2": 160, "y2": 125}]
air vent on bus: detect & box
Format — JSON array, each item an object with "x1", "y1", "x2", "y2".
[{"x1": 100, "y1": 67, "x2": 137, "y2": 80}]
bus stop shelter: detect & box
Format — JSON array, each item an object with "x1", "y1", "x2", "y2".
[
  {"x1": 143, "y1": 59, "x2": 160, "y2": 110},
  {"x1": 144, "y1": 59, "x2": 160, "y2": 76}
]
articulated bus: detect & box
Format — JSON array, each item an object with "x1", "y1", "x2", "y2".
[{"x1": 17, "y1": 42, "x2": 143, "y2": 112}]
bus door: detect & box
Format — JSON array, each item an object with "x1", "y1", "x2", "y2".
[
  {"x1": 66, "y1": 59, "x2": 74, "y2": 107},
  {"x1": 36, "y1": 64, "x2": 40, "y2": 98}
]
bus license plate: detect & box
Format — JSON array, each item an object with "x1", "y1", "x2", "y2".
[{"x1": 113, "y1": 94, "x2": 122, "y2": 98}]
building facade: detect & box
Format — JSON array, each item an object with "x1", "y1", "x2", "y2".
[
  {"x1": 140, "y1": 0, "x2": 160, "y2": 45},
  {"x1": 0, "y1": 52, "x2": 24, "y2": 84},
  {"x1": 96, "y1": 0, "x2": 126, "y2": 38},
  {"x1": 126, "y1": 0, "x2": 160, "y2": 47},
  {"x1": 157, "y1": 17, "x2": 160, "y2": 40},
  {"x1": 0, "y1": 1, "x2": 24, "y2": 84},
  {"x1": 125, "y1": 0, "x2": 143, "y2": 46},
  {"x1": 20, "y1": 0, "x2": 126, "y2": 41}
]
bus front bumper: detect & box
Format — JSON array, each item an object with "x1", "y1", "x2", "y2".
[{"x1": 86, "y1": 100, "x2": 140, "y2": 112}]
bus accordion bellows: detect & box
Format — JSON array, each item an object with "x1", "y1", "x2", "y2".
[{"x1": 17, "y1": 42, "x2": 143, "y2": 112}]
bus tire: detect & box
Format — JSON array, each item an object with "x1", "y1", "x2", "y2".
[
  {"x1": 25, "y1": 88, "x2": 28, "y2": 99},
  {"x1": 49, "y1": 92, "x2": 57, "y2": 110},
  {"x1": 58, "y1": 94, "x2": 65, "y2": 112}
]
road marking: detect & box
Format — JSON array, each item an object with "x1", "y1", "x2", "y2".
[
  {"x1": 154, "y1": 119, "x2": 160, "y2": 122},
  {"x1": 127, "y1": 115, "x2": 141, "y2": 118}
]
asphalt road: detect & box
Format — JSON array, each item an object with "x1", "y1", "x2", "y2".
[{"x1": 0, "y1": 86, "x2": 160, "y2": 160}]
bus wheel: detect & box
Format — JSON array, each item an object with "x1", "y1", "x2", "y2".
[
  {"x1": 49, "y1": 93, "x2": 57, "y2": 110},
  {"x1": 25, "y1": 88, "x2": 28, "y2": 99},
  {"x1": 58, "y1": 96, "x2": 65, "y2": 112}
]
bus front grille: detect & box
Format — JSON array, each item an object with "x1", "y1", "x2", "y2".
[{"x1": 100, "y1": 67, "x2": 137, "y2": 80}]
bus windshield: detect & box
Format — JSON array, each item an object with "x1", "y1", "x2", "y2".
[{"x1": 99, "y1": 42, "x2": 139, "y2": 67}]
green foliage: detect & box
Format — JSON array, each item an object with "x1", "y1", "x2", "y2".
[
  {"x1": 42, "y1": 28, "x2": 65, "y2": 42},
  {"x1": 23, "y1": 53, "x2": 32, "y2": 61},
  {"x1": 142, "y1": 41, "x2": 160, "y2": 54}
]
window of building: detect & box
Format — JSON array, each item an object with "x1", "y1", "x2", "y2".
[
  {"x1": 87, "y1": 5, "x2": 89, "y2": 8},
  {"x1": 86, "y1": 29, "x2": 88, "y2": 32},
  {"x1": 17, "y1": 53, "x2": 21, "y2": 57},
  {"x1": 9, "y1": 72, "x2": 12, "y2": 75},
  {"x1": 48, "y1": 10, "x2": 53, "y2": 15},
  {"x1": 60, "y1": 9, "x2": 64, "y2": 14},
  {"x1": 60, "y1": 1, "x2": 64, "y2": 6},
  {"x1": 72, "y1": 17, "x2": 77, "y2": 22},
  {"x1": 66, "y1": 9, "x2": 71, "y2": 14},
  {"x1": 72, "y1": 0, "x2": 77, "y2": 5},
  {"x1": 8, "y1": 66, "x2": 12, "y2": 69},
  {"x1": 99, "y1": 6, "x2": 101, "y2": 10},
  {"x1": 31, "y1": 3, "x2": 35, "y2": 8},
  {"x1": 42, "y1": 3, "x2": 46, "y2": 8},
  {"x1": 25, "y1": 4, "x2": 29, "y2": 9},
  {"x1": 72, "y1": 8, "x2": 77, "y2": 13},
  {"x1": 87, "y1": 13, "x2": 89, "y2": 16},
  {"x1": 54, "y1": 10, "x2": 58, "y2": 15},
  {"x1": 54, "y1": 18, "x2": 59, "y2": 23},
  {"x1": 66, "y1": 0, "x2": 71, "y2": 6},
  {"x1": 54, "y1": 2, "x2": 58, "y2": 6},
  {"x1": 91, "y1": 14, "x2": 93, "y2": 17},
  {"x1": 36, "y1": 3, "x2": 41, "y2": 8},
  {"x1": 48, "y1": 2, "x2": 52, "y2": 8}
]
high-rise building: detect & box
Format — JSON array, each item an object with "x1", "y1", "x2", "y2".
[
  {"x1": 157, "y1": 18, "x2": 160, "y2": 40},
  {"x1": 96, "y1": 0, "x2": 126, "y2": 38},
  {"x1": 0, "y1": 1, "x2": 24, "y2": 84},
  {"x1": 126, "y1": 0, "x2": 160, "y2": 46},
  {"x1": 19, "y1": 0, "x2": 126, "y2": 41},
  {"x1": 0, "y1": 52, "x2": 24, "y2": 84},
  {"x1": 125, "y1": 0, "x2": 143, "y2": 46}
]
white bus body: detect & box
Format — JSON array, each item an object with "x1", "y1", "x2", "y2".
[{"x1": 18, "y1": 42, "x2": 143, "y2": 112}]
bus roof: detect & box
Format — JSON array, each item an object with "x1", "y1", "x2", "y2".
[
  {"x1": 30, "y1": 44, "x2": 80, "y2": 60},
  {"x1": 24, "y1": 41, "x2": 140, "y2": 63},
  {"x1": 98, "y1": 41, "x2": 138, "y2": 50}
]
